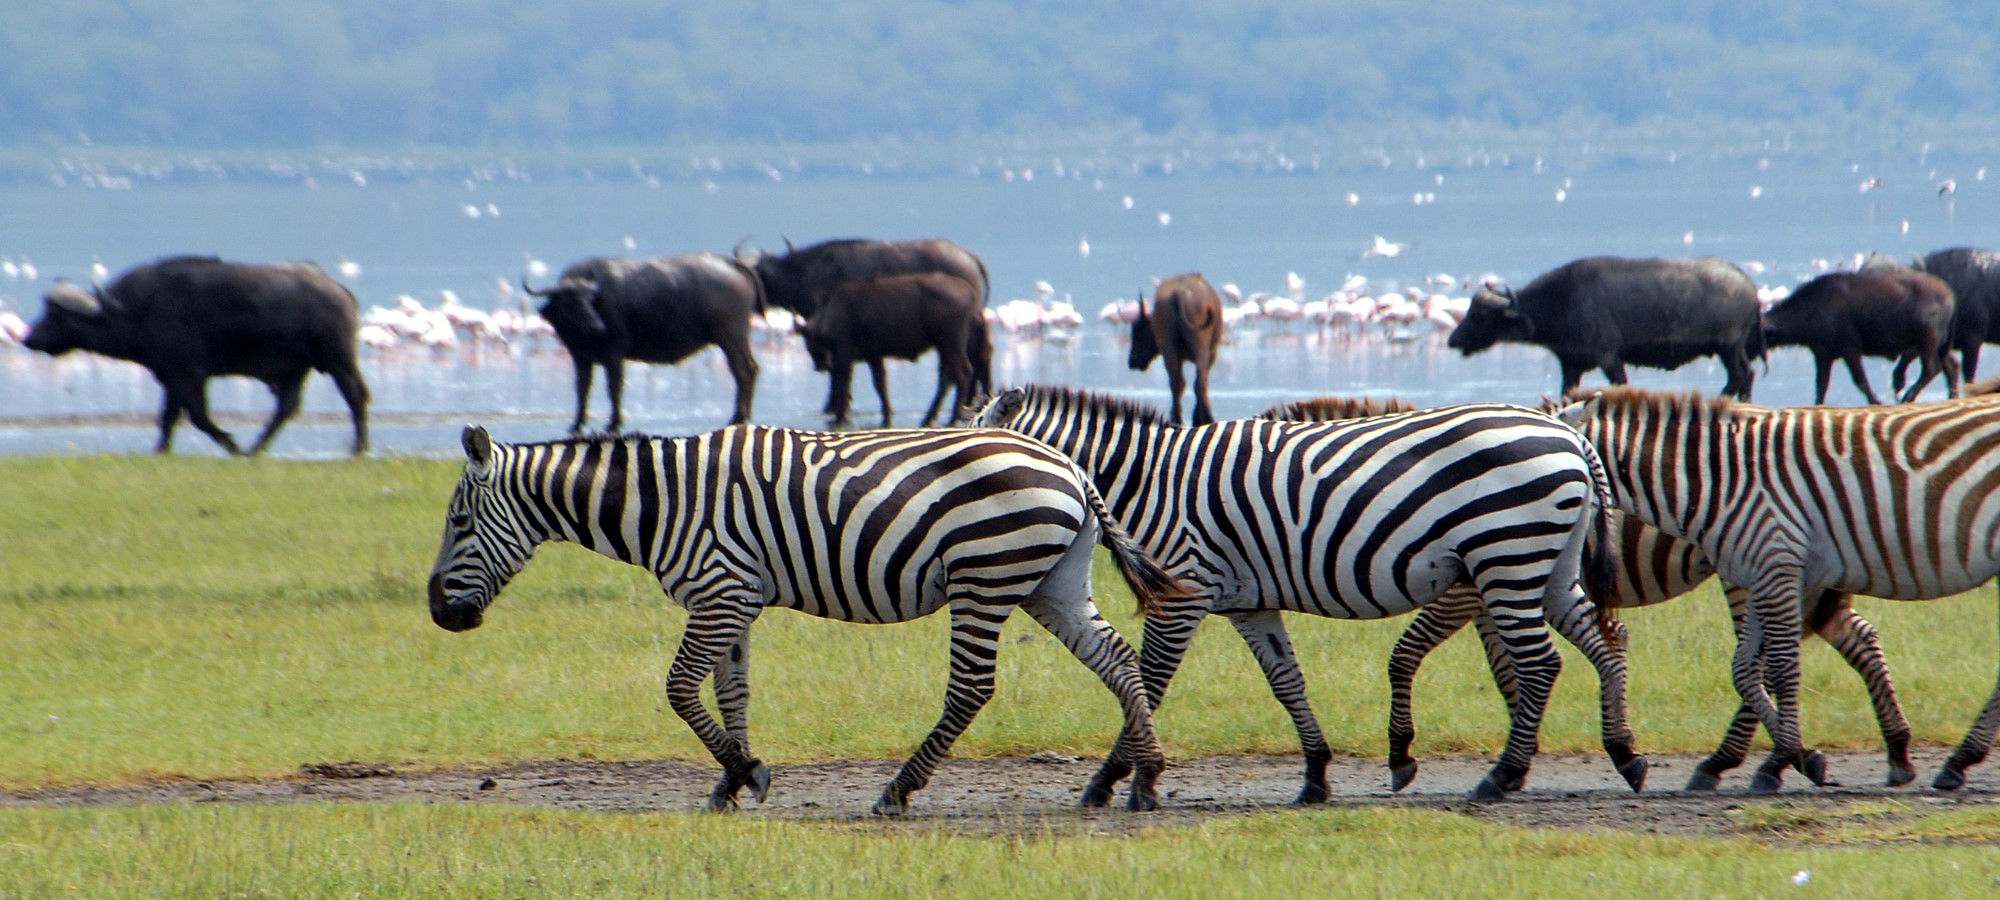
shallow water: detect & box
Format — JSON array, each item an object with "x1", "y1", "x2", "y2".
[{"x1": 0, "y1": 151, "x2": 1990, "y2": 456}]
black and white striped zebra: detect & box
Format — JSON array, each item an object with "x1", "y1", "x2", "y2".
[
  {"x1": 976, "y1": 384, "x2": 1636, "y2": 801},
  {"x1": 1264, "y1": 395, "x2": 1915, "y2": 791},
  {"x1": 1558, "y1": 387, "x2": 2000, "y2": 791},
  {"x1": 427, "y1": 424, "x2": 1190, "y2": 814}
]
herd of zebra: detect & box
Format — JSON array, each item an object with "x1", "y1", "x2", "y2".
[{"x1": 426, "y1": 374, "x2": 2000, "y2": 814}]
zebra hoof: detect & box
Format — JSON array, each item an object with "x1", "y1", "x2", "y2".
[
  {"x1": 1293, "y1": 782, "x2": 1329, "y2": 805},
  {"x1": 1933, "y1": 767, "x2": 1967, "y2": 791},
  {"x1": 1747, "y1": 771, "x2": 1783, "y2": 794},
  {"x1": 1618, "y1": 756, "x2": 1649, "y2": 793},
  {"x1": 1468, "y1": 775, "x2": 1508, "y2": 803},
  {"x1": 1389, "y1": 763, "x2": 1418, "y2": 793},
  {"x1": 1078, "y1": 783, "x2": 1115, "y2": 808},
  {"x1": 1887, "y1": 764, "x2": 1917, "y2": 788},
  {"x1": 701, "y1": 793, "x2": 739, "y2": 814},
  {"x1": 1799, "y1": 750, "x2": 1831, "y2": 787},
  {"x1": 746, "y1": 761, "x2": 772, "y2": 804},
  {"x1": 871, "y1": 788, "x2": 910, "y2": 816},
  {"x1": 1684, "y1": 770, "x2": 1722, "y2": 792},
  {"x1": 1127, "y1": 789, "x2": 1159, "y2": 812}
]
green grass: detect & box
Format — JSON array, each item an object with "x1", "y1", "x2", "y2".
[
  {"x1": 4, "y1": 802, "x2": 1998, "y2": 898},
  {"x1": 3, "y1": 454, "x2": 1997, "y2": 787}
]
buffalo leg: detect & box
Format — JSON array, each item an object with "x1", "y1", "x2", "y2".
[
  {"x1": 825, "y1": 359, "x2": 855, "y2": 428},
  {"x1": 163, "y1": 375, "x2": 242, "y2": 455},
  {"x1": 1720, "y1": 348, "x2": 1755, "y2": 401},
  {"x1": 326, "y1": 363, "x2": 371, "y2": 454},
  {"x1": 921, "y1": 349, "x2": 970, "y2": 427},
  {"x1": 1840, "y1": 352, "x2": 1887, "y2": 405},
  {"x1": 719, "y1": 339, "x2": 759, "y2": 425},
  {"x1": 1810, "y1": 353, "x2": 1837, "y2": 405},
  {"x1": 603, "y1": 359, "x2": 627, "y2": 433},
  {"x1": 1189, "y1": 356, "x2": 1215, "y2": 427},
  {"x1": 1601, "y1": 360, "x2": 1631, "y2": 386},
  {"x1": 567, "y1": 357, "x2": 596, "y2": 434},
  {"x1": 868, "y1": 358, "x2": 893, "y2": 428},
  {"x1": 1965, "y1": 344, "x2": 1984, "y2": 385},
  {"x1": 247, "y1": 372, "x2": 308, "y2": 456},
  {"x1": 1558, "y1": 358, "x2": 1590, "y2": 396},
  {"x1": 155, "y1": 392, "x2": 186, "y2": 454}
]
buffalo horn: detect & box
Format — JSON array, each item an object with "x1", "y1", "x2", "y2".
[
  {"x1": 521, "y1": 274, "x2": 551, "y2": 297},
  {"x1": 45, "y1": 281, "x2": 102, "y2": 316}
]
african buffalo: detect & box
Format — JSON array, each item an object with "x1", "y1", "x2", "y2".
[
  {"x1": 798, "y1": 273, "x2": 992, "y2": 428},
  {"x1": 22, "y1": 255, "x2": 369, "y2": 456},
  {"x1": 1764, "y1": 270, "x2": 1960, "y2": 405},
  {"x1": 742, "y1": 237, "x2": 990, "y2": 319},
  {"x1": 523, "y1": 253, "x2": 764, "y2": 432},
  {"x1": 1910, "y1": 247, "x2": 2000, "y2": 383},
  {"x1": 1446, "y1": 256, "x2": 1764, "y2": 399},
  {"x1": 1129, "y1": 273, "x2": 1226, "y2": 425}
]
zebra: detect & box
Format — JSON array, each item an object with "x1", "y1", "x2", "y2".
[
  {"x1": 1262, "y1": 395, "x2": 1915, "y2": 791},
  {"x1": 427, "y1": 424, "x2": 1191, "y2": 815},
  {"x1": 1557, "y1": 386, "x2": 2000, "y2": 791},
  {"x1": 976, "y1": 384, "x2": 1637, "y2": 802}
]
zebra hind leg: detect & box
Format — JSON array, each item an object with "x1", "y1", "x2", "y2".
[
  {"x1": 1545, "y1": 588, "x2": 1648, "y2": 792},
  {"x1": 1082, "y1": 599, "x2": 1207, "y2": 806},
  {"x1": 1934, "y1": 600, "x2": 2000, "y2": 789},
  {"x1": 1227, "y1": 610, "x2": 1331, "y2": 804},
  {"x1": 1020, "y1": 593, "x2": 1165, "y2": 811},
  {"x1": 1470, "y1": 598, "x2": 1564, "y2": 802},
  {"x1": 873, "y1": 596, "x2": 1010, "y2": 816}
]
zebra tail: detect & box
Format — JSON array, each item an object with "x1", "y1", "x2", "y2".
[
  {"x1": 1085, "y1": 487, "x2": 1194, "y2": 619},
  {"x1": 1578, "y1": 437, "x2": 1622, "y2": 641}
]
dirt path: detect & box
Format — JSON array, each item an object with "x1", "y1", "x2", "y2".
[{"x1": 7, "y1": 748, "x2": 1998, "y2": 839}]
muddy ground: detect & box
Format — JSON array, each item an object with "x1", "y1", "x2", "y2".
[{"x1": 6, "y1": 748, "x2": 1998, "y2": 841}]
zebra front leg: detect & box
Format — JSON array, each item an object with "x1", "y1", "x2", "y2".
[
  {"x1": 1082, "y1": 596, "x2": 1207, "y2": 806},
  {"x1": 874, "y1": 596, "x2": 1010, "y2": 816},
  {"x1": 1386, "y1": 596, "x2": 1484, "y2": 792},
  {"x1": 1228, "y1": 610, "x2": 1332, "y2": 804},
  {"x1": 1745, "y1": 572, "x2": 1817, "y2": 794},
  {"x1": 1471, "y1": 596, "x2": 1563, "y2": 801},
  {"x1": 1020, "y1": 594, "x2": 1165, "y2": 811},
  {"x1": 1690, "y1": 587, "x2": 1763, "y2": 790},
  {"x1": 1545, "y1": 586, "x2": 1647, "y2": 792},
  {"x1": 664, "y1": 602, "x2": 770, "y2": 813}
]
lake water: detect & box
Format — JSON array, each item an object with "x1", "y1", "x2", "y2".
[{"x1": 1, "y1": 147, "x2": 1994, "y2": 457}]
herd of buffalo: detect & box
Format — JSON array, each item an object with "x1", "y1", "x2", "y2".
[{"x1": 13, "y1": 239, "x2": 2000, "y2": 455}]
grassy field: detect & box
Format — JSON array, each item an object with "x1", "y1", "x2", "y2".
[{"x1": 4, "y1": 453, "x2": 1999, "y2": 894}]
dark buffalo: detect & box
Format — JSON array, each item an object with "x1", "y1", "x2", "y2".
[
  {"x1": 742, "y1": 237, "x2": 990, "y2": 319},
  {"x1": 1129, "y1": 272, "x2": 1226, "y2": 425},
  {"x1": 523, "y1": 253, "x2": 764, "y2": 432},
  {"x1": 1764, "y1": 270, "x2": 1961, "y2": 405},
  {"x1": 798, "y1": 273, "x2": 992, "y2": 428},
  {"x1": 1908, "y1": 247, "x2": 2000, "y2": 384},
  {"x1": 22, "y1": 255, "x2": 369, "y2": 455},
  {"x1": 1446, "y1": 256, "x2": 1764, "y2": 399}
]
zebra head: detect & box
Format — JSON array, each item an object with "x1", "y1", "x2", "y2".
[{"x1": 428, "y1": 425, "x2": 539, "y2": 632}]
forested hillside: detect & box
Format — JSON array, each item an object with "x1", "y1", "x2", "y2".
[{"x1": 4, "y1": 1, "x2": 1995, "y2": 148}]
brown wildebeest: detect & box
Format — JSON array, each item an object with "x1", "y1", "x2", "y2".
[
  {"x1": 1129, "y1": 273, "x2": 1225, "y2": 425},
  {"x1": 1763, "y1": 270, "x2": 1961, "y2": 404},
  {"x1": 798, "y1": 272, "x2": 992, "y2": 428}
]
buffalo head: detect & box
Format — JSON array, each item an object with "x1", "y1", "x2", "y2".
[
  {"x1": 22, "y1": 281, "x2": 116, "y2": 357},
  {"x1": 522, "y1": 275, "x2": 608, "y2": 341},
  {"x1": 1127, "y1": 294, "x2": 1159, "y2": 371},
  {"x1": 1445, "y1": 283, "x2": 1532, "y2": 355}
]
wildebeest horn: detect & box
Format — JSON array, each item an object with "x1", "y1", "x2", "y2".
[{"x1": 45, "y1": 280, "x2": 102, "y2": 316}]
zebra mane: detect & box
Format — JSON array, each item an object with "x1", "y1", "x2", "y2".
[
  {"x1": 1015, "y1": 383, "x2": 1175, "y2": 428},
  {"x1": 1581, "y1": 386, "x2": 1748, "y2": 423},
  {"x1": 1259, "y1": 395, "x2": 1418, "y2": 422}
]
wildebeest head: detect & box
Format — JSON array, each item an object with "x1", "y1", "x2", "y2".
[
  {"x1": 21, "y1": 281, "x2": 116, "y2": 357},
  {"x1": 428, "y1": 425, "x2": 540, "y2": 633},
  {"x1": 522, "y1": 275, "x2": 607, "y2": 341},
  {"x1": 1445, "y1": 283, "x2": 1532, "y2": 354},
  {"x1": 1127, "y1": 294, "x2": 1159, "y2": 371}
]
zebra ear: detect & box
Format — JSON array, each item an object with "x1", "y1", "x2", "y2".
[
  {"x1": 1551, "y1": 395, "x2": 1597, "y2": 428},
  {"x1": 462, "y1": 425, "x2": 494, "y2": 471},
  {"x1": 976, "y1": 388, "x2": 1025, "y2": 428}
]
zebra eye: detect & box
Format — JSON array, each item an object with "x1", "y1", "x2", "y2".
[{"x1": 449, "y1": 511, "x2": 473, "y2": 531}]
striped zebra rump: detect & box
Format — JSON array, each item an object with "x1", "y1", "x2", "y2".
[
  {"x1": 1560, "y1": 387, "x2": 2000, "y2": 791},
  {"x1": 428, "y1": 423, "x2": 1184, "y2": 814},
  {"x1": 979, "y1": 383, "x2": 1633, "y2": 802}
]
